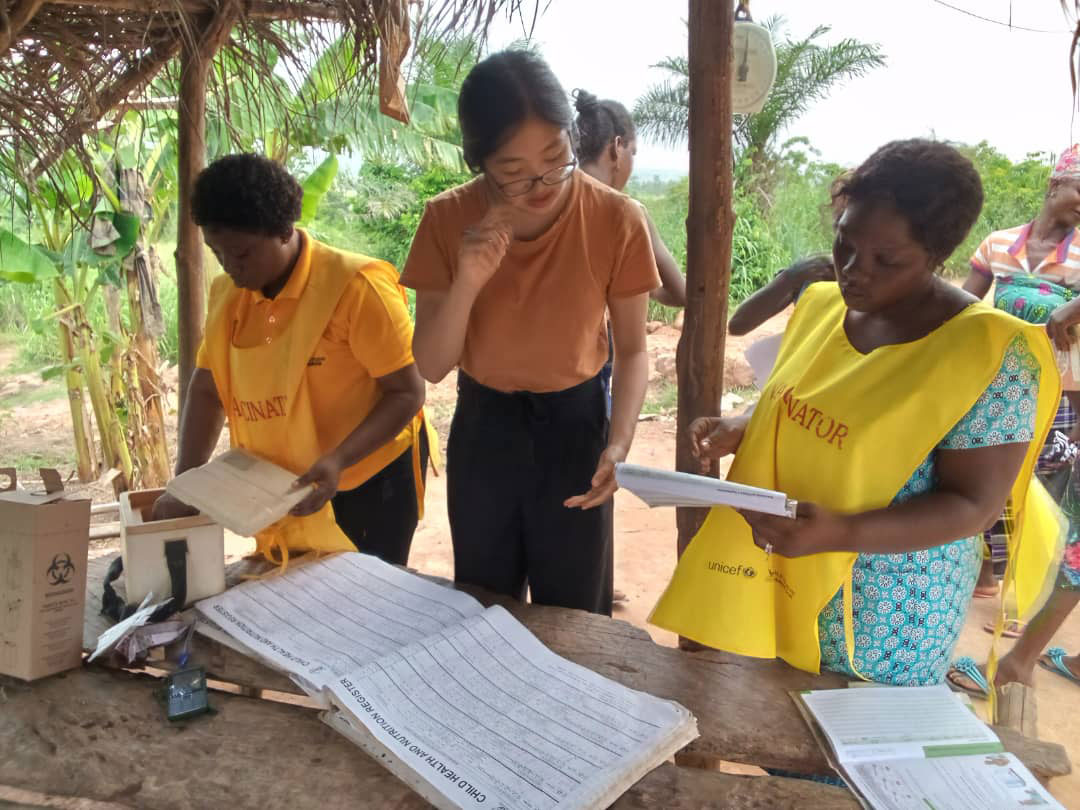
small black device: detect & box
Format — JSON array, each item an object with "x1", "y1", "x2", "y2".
[{"x1": 164, "y1": 666, "x2": 210, "y2": 722}]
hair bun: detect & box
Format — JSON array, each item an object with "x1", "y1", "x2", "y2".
[{"x1": 573, "y1": 89, "x2": 599, "y2": 113}]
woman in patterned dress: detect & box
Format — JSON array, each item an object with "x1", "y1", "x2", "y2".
[
  {"x1": 960, "y1": 146, "x2": 1080, "y2": 603},
  {"x1": 678, "y1": 140, "x2": 1059, "y2": 686}
]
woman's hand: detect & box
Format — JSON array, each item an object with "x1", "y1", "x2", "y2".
[
  {"x1": 291, "y1": 452, "x2": 344, "y2": 517},
  {"x1": 689, "y1": 416, "x2": 747, "y2": 471},
  {"x1": 738, "y1": 502, "x2": 850, "y2": 558},
  {"x1": 565, "y1": 444, "x2": 627, "y2": 510},
  {"x1": 789, "y1": 254, "x2": 835, "y2": 286},
  {"x1": 1047, "y1": 299, "x2": 1080, "y2": 352},
  {"x1": 457, "y1": 208, "x2": 512, "y2": 293},
  {"x1": 151, "y1": 492, "x2": 199, "y2": 522}
]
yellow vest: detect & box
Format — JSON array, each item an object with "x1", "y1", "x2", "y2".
[
  {"x1": 202, "y1": 240, "x2": 439, "y2": 565},
  {"x1": 650, "y1": 283, "x2": 1064, "y2": 675}
]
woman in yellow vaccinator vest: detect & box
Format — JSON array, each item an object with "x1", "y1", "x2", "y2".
[
  {"x1": 652, "y1": 140, "x2": 1065, "y2": 685},
  {"x1": 153, "y1": 154, "x2": 439, "y2": 567}
]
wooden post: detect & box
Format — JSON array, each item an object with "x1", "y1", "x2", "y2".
[
  {"x1": 175, "y1": 3, "x2": 239, "y2": 414},
  {"x1": 675, "y1": 1, "x2": 734, "y2": 555}
]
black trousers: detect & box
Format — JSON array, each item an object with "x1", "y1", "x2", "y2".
[
  {"x1": 332, "y1": 431, "x2": 429, "y2": 566},
  {"x1": 447, "y1": 371, "x2": 614, "y2": 616}
]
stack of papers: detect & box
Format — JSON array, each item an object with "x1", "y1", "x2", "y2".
[
  {"x1": 194, "y1": 553, "x2": 699, "y2": 810},
  {"x1": 166, "y1": 448, "x2": 309, "y2": 536},
  {"x1": 795, "y1": 685, "x2": 1063, "y2": 810},
  {"x1": 615, "y1": 463, "x2": 797, "y2": 518}
]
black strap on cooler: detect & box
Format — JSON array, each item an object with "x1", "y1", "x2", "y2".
[{"x1": 101, "y1": 539, "x2": 189, "y2": 624}]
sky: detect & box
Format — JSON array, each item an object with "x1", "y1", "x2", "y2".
[{"x1": 485, "y1": 0, "x2": 1080, "y2": 177}]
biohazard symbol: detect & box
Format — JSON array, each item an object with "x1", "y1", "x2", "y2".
[{"x1": 46, "y1": 553, "x2": 75, "y2": 586}]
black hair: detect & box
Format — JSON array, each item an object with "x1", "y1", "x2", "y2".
[
  {"x1": 458, "y1": 49, "x2": 574, "y2": 174},
  {"x1": 191, "y1": 153, "x2": 302, "y2": 237},
  {"x1": 572, "y1": 90, "x2": 635, "y2": 165},
  {"x1": 833, "y1": 139, "x2": 983, "y2": 263}
]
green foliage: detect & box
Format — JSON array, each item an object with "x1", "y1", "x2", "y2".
[
  {"x1": 735, "y1": 18, "x2": 884, "y2": 169},
  {"x1": 758, "y1": 146, "x2": 841, "y2": 264},
  {"x1": 298, "y1": 154, "x2": 340, "y2": 226},
  {"x1": 0, "y1": 282, "x2": 60, "y2": 369},
  {"x1": 629, "y1": 175, "x2": 789, "y2": 311},
  {"x1": 308, "y1": 163, "x2": 471, "y2": 270},
  {"x1": 730, "y1": 189, "x2": 788, "y2": 303},
  {"x1": 0, "y1": 229, "x2": 57, "y2": 283},
  {"x1": 945, "y1": 142, "x2": 1052, "y2": 275},
  {"x1": 633, "y1": 18, "x2": 885, "y2": 171},
  {"x1": 156, "y1": 271, "x2": 179, "y2": 366}
]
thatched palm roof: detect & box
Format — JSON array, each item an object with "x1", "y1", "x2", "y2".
[{"x1": 0, "y1": 0, "x2": 535, "y2": 176}]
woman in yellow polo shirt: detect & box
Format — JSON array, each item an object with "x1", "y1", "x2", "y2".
[{"x1": 153, "y1": 154, "x2": 430, "y2": 566}]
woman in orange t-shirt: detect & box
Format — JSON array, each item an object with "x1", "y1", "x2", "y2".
[{"x1": 401, "y1": 51, "x2": 659, "y2": 616}]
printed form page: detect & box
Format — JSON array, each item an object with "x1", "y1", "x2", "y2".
[
  {"x1": 324, "y1": 605, "x2": 698, "y2": 810},
  {"x1": 195, "y1": 553, "x2": 485, "y2": 694}
]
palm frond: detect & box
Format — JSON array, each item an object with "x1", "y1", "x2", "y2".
[
  {"x1": 633, "y1": 20, "x2": 884, "y2": 169},
  {"x1": 632, "y1": 80, "x2": 689, "y2": 150}
]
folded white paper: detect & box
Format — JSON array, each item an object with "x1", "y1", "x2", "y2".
[{"x1": 615, "y1": 463, "x2": 796, "y2": 518}]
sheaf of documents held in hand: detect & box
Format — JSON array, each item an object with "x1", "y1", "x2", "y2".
[
  {"x1": 165, "y1": 448, "x2": 309, "y2": 536},
  {"x1": 194, "y1": 553, "x2": 698, "y2": 810},
  {"x1": 615, "y1": 462, "x2": 797, "y2": 518}
]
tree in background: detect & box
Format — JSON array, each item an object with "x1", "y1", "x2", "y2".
[
  {"x1": 300, "y1": 35, "x2": 480, "y2": 267},
  {"x1": 633, "y1": 18, "x2": 884, "y2": 176},
  {"x1": 948, "y1": 142, "x2": 1053, "y2": 273}
]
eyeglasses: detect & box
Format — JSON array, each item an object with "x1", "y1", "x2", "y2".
[{"x1": 495, "y1": 159, "x2": 578, "y2": 197}]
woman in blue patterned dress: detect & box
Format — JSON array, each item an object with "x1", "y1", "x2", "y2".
[
  {"x1": 960, "y1": 146, "x2": 1080, "y2": 602},
  {"x1": 677, "y1": 140, "x2": 1060, "y2": 687},
  {"x1": 814, "y1": 339, "x2": 1042, "y2": 684}
]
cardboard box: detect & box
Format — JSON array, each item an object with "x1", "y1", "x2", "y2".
[
  {"x1": 120, "y1": 489, "x2": 225, "y2": 608},
  {"x1": 0, "y1": 468, "x2": 91, "y2": 681}
]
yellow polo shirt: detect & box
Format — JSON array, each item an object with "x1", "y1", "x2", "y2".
[{"x1": 196, "y1": 233, "x2": 418, "y2": 491}]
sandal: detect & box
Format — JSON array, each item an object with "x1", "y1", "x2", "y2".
[
  {"x1": 982, "y1": 620, "x2": 1026, "y2": 638},
  {"x1": 1038, "y1": 647, "x2": 1080, "y2": 685},
  {"x1": 946, "y1": 656, "x2": 990, "y2": 700}
]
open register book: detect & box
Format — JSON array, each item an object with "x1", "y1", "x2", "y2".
[
  {"x1": 615, "y1": 462, "x2": 797, "y2": 518},
  {"x1": 794, "y1": 684, "x2": 1063, "y2": 810},
  {"x1": 194, "y1": 553, "x2": 698, "y2": 810},
  {"x1": 166, "y1": 448, "x2": 310, "y2": 536}
]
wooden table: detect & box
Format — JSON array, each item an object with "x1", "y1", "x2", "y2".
[{"x1": 0, "y1": 553, "x2": 1068, "y2": 809}]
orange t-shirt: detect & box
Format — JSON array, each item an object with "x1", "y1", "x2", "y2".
[{"x1": 400, "y1": 170, "x2": 660, "y2": 393}]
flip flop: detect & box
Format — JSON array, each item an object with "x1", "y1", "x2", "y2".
[
  {"x1": 946, "y1": 656, "x2": 990, "y2": 700},
  {"x1": 1038, "y1": 647, "x2": 1080, "y2": 685},
  {"x1": 983, "y1": 620, "x2": 1026, "y2": 638}
]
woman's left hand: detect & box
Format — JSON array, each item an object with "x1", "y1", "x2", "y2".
[
  {"x1": 291, "y1": 452, "x2": 344, "y2": 517},
  {"x1": 738, "y1": 502, "x2": 850, "y2": 558},
  {"x1": 565, "y1": 444, "x2": 628, "y2": 510}
]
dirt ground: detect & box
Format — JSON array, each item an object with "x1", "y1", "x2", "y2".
[{"x1": 2, "y1": 309, "x2": 1079, "y2": 805}]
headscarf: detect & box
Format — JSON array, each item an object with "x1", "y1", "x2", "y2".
[{"x1": 1053, "y1": 144, "x2": 1080, "y2": 180}]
